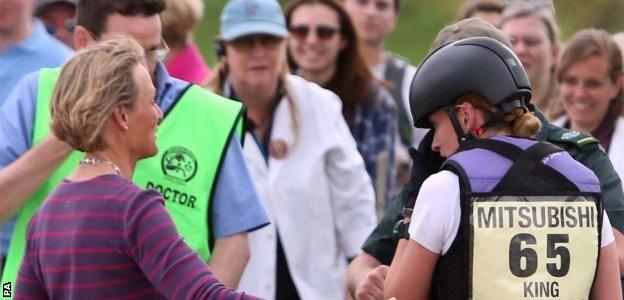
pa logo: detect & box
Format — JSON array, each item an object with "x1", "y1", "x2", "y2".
[
  {"x1": 2, "y1": 282, "x2": 10, "y2": 297},
  {"x1": 162, "y1": 146, "x2": 198, "y2": 182}
]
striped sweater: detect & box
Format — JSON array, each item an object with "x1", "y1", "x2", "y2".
[{"x1": 16, "y1": 174, "x2": 255, "y2": 300}]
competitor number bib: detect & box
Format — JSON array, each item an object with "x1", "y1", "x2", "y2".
[{"x1": 470, "y1": 195, "x2": 601, "y2": 299}]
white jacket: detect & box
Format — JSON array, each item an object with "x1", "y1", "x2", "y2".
[
  {"x1": 236, "y1": 75, "x2": 377, "y2": 300},
  {"x1": 553, "y1": 116, "x2": 624, "y2": 179}
]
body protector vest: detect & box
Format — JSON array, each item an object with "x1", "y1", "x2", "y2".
[
  {"x1": 384, "y1": 53, "x2": 413, "y2": 146},
  {"x1": 431, "y1": 136, "x2": 602, "y2": 299},
  {"x1": 1, "y1": 68, "x2": 245, "y2": 288}
]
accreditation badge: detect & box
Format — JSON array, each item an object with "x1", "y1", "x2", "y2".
[{"x1": 470, "y1": 195, "x2": 601, "y2": 299}]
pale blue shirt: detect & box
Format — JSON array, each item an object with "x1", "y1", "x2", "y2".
[
  {"x1": 0, "y1": 63, "x2": 269, "y2": 256},
  {"x1": 0, "y1": 20, "x2": 71, "y2": 108}
]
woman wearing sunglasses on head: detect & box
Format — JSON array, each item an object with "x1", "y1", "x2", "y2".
[
  {"x1": 207, "y1": 0, "x2": 377, "y2": 299},
  {"x1": 285, "y1": 0, "x2": 398, "y2": 204}
]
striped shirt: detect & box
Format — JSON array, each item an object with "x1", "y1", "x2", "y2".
[{"x1": 16, "y1": 174, "x2": 255, "y2": 300}]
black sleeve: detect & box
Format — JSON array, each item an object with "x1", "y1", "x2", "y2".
[
  {"x1": 362, "y1": 131, "x2": 443, "y2": 264},
  {"x1": 361, "y1": 193, "x2": 404, "y2": 265}
]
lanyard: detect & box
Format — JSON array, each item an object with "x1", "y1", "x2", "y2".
[{"x1": 228, "y1": 84, "x2": 284, "y2": 163}]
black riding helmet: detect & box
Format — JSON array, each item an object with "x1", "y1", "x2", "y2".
[{"x1": 410, "y1": 37, "x2": 531, "y2": 140}]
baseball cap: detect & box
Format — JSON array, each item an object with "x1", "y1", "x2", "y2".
[
  {"x1": 430, "y1": 17, "x2": 513, "y2": 52},
  {"x1": 219, "y1": 0, "x2": 288, "y2": 42},
  {"x1": 35, "y1": 0, "x2": 77, "y2": 16}
]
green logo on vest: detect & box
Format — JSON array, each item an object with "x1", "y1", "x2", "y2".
[{"x1": 162, "y1": 146, "x2": 198, "y2": 182}]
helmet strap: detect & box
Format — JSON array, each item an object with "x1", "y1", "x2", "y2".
[{"x1": 445, "y1": 106, "x2": 478, "y2": 143}]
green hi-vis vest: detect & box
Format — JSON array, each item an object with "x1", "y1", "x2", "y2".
[{"x1": 1, "y1": 68, "x2": 244, "y2": 291}]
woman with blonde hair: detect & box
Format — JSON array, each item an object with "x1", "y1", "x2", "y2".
[
  {"x1": 385, "y1": 37, "x2": 621, "y2": 299},
  {"x1": 16, "y1": 37, "x2": 255, "y2": 299},
  {"x1": 208, "y1": 0, "x2": 376, "y2": 298},
  {"x1": 161, "y1": 0, "x2": 211, "y2": 84}
]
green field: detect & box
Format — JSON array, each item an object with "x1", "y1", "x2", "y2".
[{"x1": 195, "y1": 0, "x2": 624, "y2": 68}]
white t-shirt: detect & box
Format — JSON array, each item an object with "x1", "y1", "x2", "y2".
[{"x1": 408, "y1": 170, "x2": 615, "y2": 255}]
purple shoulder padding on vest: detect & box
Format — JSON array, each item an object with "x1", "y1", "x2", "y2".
[{"x1": 448, "y1": 136, "x2": 600, "y2": 193}]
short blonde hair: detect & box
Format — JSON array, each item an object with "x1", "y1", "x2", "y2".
[
  {"x1": 51, "y1": 37, "x2": 144, "y2": 152},
  {"x1": 161, "y1": 0, "x2": 204, "y2": 49}
]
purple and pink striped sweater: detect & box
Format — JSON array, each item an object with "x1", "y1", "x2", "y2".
[{"x1": 16, "y1": 174, "x2": 257, "y2": 300}]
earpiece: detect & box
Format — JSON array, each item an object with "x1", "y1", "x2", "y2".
[{"x1": 214, "y1": 39, "x2": 226, "y2": 58}]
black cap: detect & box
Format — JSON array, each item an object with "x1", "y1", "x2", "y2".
[{"x1": 410, "y1": 37, "x2": 531, "y2": 128}]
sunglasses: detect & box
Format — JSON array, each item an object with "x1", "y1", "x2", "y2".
[
  {"x1": 228, "y1": 35, "x2": 284, "y2": 52},
  {"x1": 44, "y1": 20, "x2": 76, "y2": 35},
  {"x1": 289, "y1": 25, "x2": 340, "y2": 41}
]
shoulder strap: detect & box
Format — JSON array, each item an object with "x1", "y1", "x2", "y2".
[
  {"x1": 384, "y1": 55, "x2": 408, "y2": 98},
  {"x1": 494, "y1": 142, "x2": 579, "y2": 192},
  {"x1": 162, "y1": 83, "x2": 193, "y2": 117},
  {"x1": 384, "y1": 54, "x2": 413, "y2": 146},
  {"x1": 454, "y1": 138, "x2": 523, "y2": 160},
  {"x1": 453, "y1": 139, "x2": 579, "y2": 192},
  {"x1": 445, "y1": 139, "x2": 524, "y2": 194},
  {"x1": 33, "y1": 68, "x2": 62, "y2": 145},
  {"x1": 166, "y1": 83, "x2": 246, "y2": 146}
]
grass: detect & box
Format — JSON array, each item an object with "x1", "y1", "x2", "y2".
[
  {"x1": 194, "y1": 0, "x2": 624, "y2": 68},
  {"x1": 195, "y1": 0, "x2": 464, "y2": 68}
]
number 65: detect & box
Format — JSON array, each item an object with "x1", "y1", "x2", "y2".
[{"x1": 508, "y1": 233, "x2": 570, "y2": 277}]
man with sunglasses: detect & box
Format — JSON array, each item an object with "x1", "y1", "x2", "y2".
[
  {"x1": 0, "y1": 0, "x2": 269, "y2": 290},
  {"x1": 35, "y1": 0, "x2": 77, "y2": 48},
  {"x1": 344, "y1": 0, "x2": 425, "y2": 191}
]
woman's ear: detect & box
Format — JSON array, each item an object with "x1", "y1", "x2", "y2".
[
  {"x1": 111, "y1": 106, "x2": 130, "y2": 131},
  {"x1": 457, "y1": 102, "x2": 476, "y2": 128}
]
